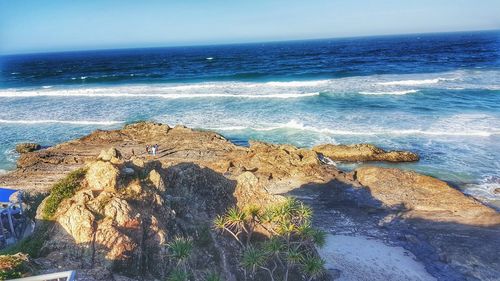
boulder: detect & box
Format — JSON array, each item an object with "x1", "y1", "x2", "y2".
[
  {"x1": 313, "y1": 143, "x2": 419, "y2": 162},
  {"x1": 98, "y1": 147, "x2": 123, "y2": 164},
  {"x1": 15, "y1": 143, "x2": 41, "y2": 153},
  {"x1": 85, "y1": 161, "x2": 120, "y2": 191},
  {"x1": 354, "y1": 166, "x2": 500, "y2": 226},
  {"x1": 148, "y1": 169, "x2": 165, "y2": 192}
]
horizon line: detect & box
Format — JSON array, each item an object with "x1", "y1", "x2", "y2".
[{"x1": 1, "y1": 28, "x2": 499, "y2": 57}]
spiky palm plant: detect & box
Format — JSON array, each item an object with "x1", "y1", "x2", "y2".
[
  {"x1": 215, "y1": 199, "x2": 328, "y2": 281},
  {"x1": 167, "y1": 236, "x2": 193, "y2": 270},
  {"x1": 241, "y1": 246, "x2": 267, "y2": 275},
  {"x1": 296, "y1": 203, "x2": 313, "y2": 223},
  {"x1": 244, "y1": 204, "x2": 261, "y2": 219},
  {"x1": 301, "y1": 255, "x2": 326, "y2": 281},
  {"x1": 167, "y1": 268, "x2": 190, "y2": 281},
  {"x1": 224, "y1": 207, "x2": 248, "y2": 231},
  {"x1": 310, "y1": 229, "x2": 327, "y2": 248}
]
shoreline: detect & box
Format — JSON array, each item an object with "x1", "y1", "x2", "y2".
[{"x1": 2, "y1": 127, "x2": 498, "y2": 210}]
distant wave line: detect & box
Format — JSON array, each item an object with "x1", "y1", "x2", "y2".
[
  {"x1": 0, "y1": 91, "x2": 320, "y2": 99},
  {"x1": 0, "y1": 119, "x2": 123, "y2": 125}
]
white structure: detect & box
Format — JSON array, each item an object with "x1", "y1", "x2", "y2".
[{"x1": 10, "y1": 270, "x2": 76, "y2": 281}]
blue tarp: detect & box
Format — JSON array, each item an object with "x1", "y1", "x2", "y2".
[{"x1": 0, "y1": 188, "x2": 18, "y2": 203}]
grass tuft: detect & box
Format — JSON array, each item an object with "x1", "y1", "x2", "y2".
[{"x1": 42, "y1": 168, "x2": 86, "y2": 220}]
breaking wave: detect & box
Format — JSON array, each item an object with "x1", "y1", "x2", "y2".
[
  {"x1": 359, "y1": 90, "x2": 419, "y2": 95},
  {"x1": 377, "y1": 78, "x2": 453, "y2": 86},
  {"x1": 0, "y1": 90, "x2": 320, "y2": 99},
  {"x1": 210, "y1": 120, "x2": 500, "y2": 137},
  {"x1": 0, "y1": 69, "x2": 499, "y2": 100}
]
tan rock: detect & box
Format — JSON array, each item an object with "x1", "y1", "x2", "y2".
[
  {"x1": 16, "y1": 142, "x2": 41, "y2": 153},
  {"x1": 313, "y1": 143, "x2": 419, "y2": 162},
  {"x1": 98, "y1": 147, "x2": 123, "y2": 164},
  {"x1": 85, "y1": 161, "x2": 120, "y2": 191},
  {"x1": 355, "y1": 166, "x2": 500, "y2": 226},
  {"x1": 148, "y1": 169, "x2": 165, "y2": 192},
  {"x1": 103, "y1": 197, "x2": 132, "y2": 226},
  {"x1": 57, "y1": 203, "x2": 95, "y2": 244}
]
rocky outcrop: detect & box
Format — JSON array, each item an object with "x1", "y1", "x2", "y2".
[
  {"x1": 313, "y1": 143, "x2": 419, "y2": 162},
  {"x1": 354, "y1": 166, "x2": 500, "y2": 226},
  {"x1": 1, "y1": 122, "x2": 498, "y2": 281},
  {"x1": 37, "y1": 156, "x2": 240, "y2": 280},
  {"x1": 15, "y1": 143, "x2": 41, "y2": 154}
]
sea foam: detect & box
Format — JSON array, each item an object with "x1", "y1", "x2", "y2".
[
  {"x1": 359, "y1": 90, "x2": 419, "y2": 95},
  {"x1": 377, "y1": 78, "x2": 452, "y2": 86}
]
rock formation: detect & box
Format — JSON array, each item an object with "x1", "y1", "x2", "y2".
[
  {"x1": 0, "y1": 122, "x2": 498, "y2": 281},
  {"x1": 15, "y1": 143, "x2": 41, "y2": 154},
  {"x1": 354, "y1": 166, "x2": 500, "y2": 226},
  {"x1": 313, "y1": 143, "x2": 419, "y2": 162}
]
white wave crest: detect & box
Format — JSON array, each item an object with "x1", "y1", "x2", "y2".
[
  {"x1": 463, "y1": 176, "x2": 500, "y2": 202},
  {"x1": 1, "y1": 69, "x2": 499, "y2": 101},
  {"x1": 211, "y1": 120, "x2": 499, "y2": 137},
  {"x1": 377, "y1": 78, "x2": 452, "y2": 86},
  {"x1": 0, "y1": 88, "x2": 320, "y2": 99},
  {"x1": 0, "y1": 119, "x2": 122, "y2": 125},
  {"x1": 359, "y1": 90, "x2": 419, "y2": 95},
  {"x1": 264, "y1": 80, "x2": 329, "y2": 87}
]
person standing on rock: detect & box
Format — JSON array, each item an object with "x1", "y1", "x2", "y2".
[
  {"x1": 151, "y1": 145, "x2": 156, "y2": 156},
  {"x1": 154, "y1": 144, "x2": 159, "y2": 155},
  {"x1": 146, "y1": 145, "x2": 150, "y2": 155}
]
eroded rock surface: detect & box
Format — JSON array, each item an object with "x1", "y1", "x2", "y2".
[
  {"x1": 313, "y1": 143, "x2": 419, "y2": 162},
  {"x1": 355, "y1": 166, "x2": 500, "y2": 226}
]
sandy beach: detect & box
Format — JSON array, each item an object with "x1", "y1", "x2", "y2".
[{"x1": 319, "y1": 235, "x2": 436, "y2": 281}]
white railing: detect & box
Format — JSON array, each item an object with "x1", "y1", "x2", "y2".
[{"x1": 9, "y1": 270, "x2": 76, "y2": 281}]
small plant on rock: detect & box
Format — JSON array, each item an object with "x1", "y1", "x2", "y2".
[{"x1": 166, "y1": 236, "x2": 193, "y2": 281}]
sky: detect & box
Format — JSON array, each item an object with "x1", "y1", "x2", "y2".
[{"x1": 1, "y1": 0, "x2": 499, "y2": 54}]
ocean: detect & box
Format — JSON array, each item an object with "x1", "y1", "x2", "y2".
[{"x1": 0, "y1": 31, "x2": 499, "y2": 207}]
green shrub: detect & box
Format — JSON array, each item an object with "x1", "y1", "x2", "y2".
[
  {"x1": 0, "y1": 254, "x2": 29, "y2": 280},
  {"x1": 42, "y1": 168, "x2": 86, "y2": 220}
]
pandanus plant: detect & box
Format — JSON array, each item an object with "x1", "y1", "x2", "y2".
[
  {"x1": 166, "y1": 236, "x2": 193, "y2": 281},
  {"x1": 214, "y1": 198, "x2": 326, "y2": 281}
]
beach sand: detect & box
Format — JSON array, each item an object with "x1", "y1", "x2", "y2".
[{"x1": 318, "y1": 235, "x2": 436, "y2": 281}]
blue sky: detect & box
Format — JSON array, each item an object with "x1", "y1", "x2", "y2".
[{"x1": 1, "y1": 0, "x2": 499, "y2": 54}]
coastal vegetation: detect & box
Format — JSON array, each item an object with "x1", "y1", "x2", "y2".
[
  {"x1": 42, "y1": 168, "x2": 87, "y2": 220},
  {"x1": 0, "y1": 253, "x2": 29, "y2": 280},
  {"x1": 214, "y1": 198, "x2": 326, "y2": 281},
  {"x1": 1, "y1": 168, "x2": 86, "y2": 259}
]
